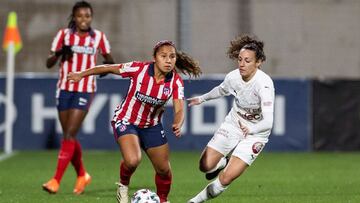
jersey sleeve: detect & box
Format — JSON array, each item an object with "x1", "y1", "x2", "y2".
[
  {"x1": 218, "y1": 72, "x2": 233, "y2": 95},
  {"x1": 258, "y1": 80, "x2": 275, "y2": 113},
  {"x1": 248, "y1": 79, "x2": 275, "y2": 134},
  {"x1": 98, "y1": 32, "x2": 111, "y2": 55},
  {"x1": 118, "y1": 61, "x2": 143, "y2": 78},
  {"x1": 50, "y1": 29, "x2": 65, "y2": 52},
  {"x1": 172, "y1": 75, "x2": 184, "y2": 100}
]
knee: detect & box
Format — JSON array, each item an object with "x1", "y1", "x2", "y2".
[
  {"x1": 218, "y1": 173, "x2": 233, "y2": 186},
  {"x1": 124, "y1": 157, "x2": 141, "y2": 170},
  {"x1": 63, "y1": 128, "x2": 78, "y2": 139},
  {"x1": 155, "y1": 164, "x2": 171, "y2": 176},
  {"x1": 199, "y1": 159, "x2": 213, "y2": 173}
]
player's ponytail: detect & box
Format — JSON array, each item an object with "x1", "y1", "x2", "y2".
[{"x1": 175, "y1": 51, "x2": 202, "y2": 78}]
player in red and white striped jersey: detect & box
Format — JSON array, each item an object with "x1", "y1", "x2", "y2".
[
  {"x1": 68, "y1": 40, "x2": 202, "y2": 203},
  {"x1": 43, "y1": 1, "x2": 114, "y2": 195},
  {"x1": 112, "y1": 60, "x2": 185, "y2": 128}
]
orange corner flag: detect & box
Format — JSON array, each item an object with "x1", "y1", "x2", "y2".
[{"x1": 3, "y1": 11, "x2": 22, "y2": 54}]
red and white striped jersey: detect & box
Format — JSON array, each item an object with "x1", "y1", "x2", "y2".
[
  {"x1": 50, "y1": 28, "x2": 111, "y2": 94},
  {"x1": 112, "y1": 61, "x2": 184, "y2": 128}
]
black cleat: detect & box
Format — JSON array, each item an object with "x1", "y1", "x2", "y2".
[{"x1": 205, "y1": 156, "x2": 229, "y2": 180}]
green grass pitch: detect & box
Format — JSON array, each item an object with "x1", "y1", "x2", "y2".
[{"x1": 0, "y1": 151, "x2": 359, "y2": 203}]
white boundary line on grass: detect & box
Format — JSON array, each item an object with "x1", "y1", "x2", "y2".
[{"x1": 0, "y1": 152, "x2": 17, "y2": 162}]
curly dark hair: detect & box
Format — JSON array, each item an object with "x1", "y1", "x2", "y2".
[
  {"x1": 227, "y1": 34, "x2": 266, "y2": 62},
  {"x1": 153, "y1": 40, "x2": 202, "y2": 78}
]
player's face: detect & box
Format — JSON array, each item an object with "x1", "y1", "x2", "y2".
[
  {"x1": 237, "y1": 49, "x2": 261, "y2": 81},
  {"x1": 74, "y1": 7, "x2": 92, "y2": 32},
  {"x1": 154, "y1": 45, "x2": 177, "y2": 75}
]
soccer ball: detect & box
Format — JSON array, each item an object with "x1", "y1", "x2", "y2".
[{"x1": 130, "y1": 188, "x2": 160, "y2": 203}]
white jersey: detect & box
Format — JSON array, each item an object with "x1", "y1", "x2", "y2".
[{"x1": 219, "y1": 69, "x2": 275, "y2": 137}]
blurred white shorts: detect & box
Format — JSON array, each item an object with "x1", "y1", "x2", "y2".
[{"x1": 207, "y1": 120, "x2": 268, "y2": 166}]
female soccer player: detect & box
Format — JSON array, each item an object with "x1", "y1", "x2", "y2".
[
  {"x1": 68, "y1": 40, "x2": 202, "y2": 203},
  {"x1": 187, "y1": 34, "x2": 275, "y2": 203},
  {"x1": 42, "y1": 0, "x2": 114, "y2": 195}
]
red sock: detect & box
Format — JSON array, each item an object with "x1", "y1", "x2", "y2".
[
  {"x1": 71, "y1": 140, "x2": 85, "y2": 177},
  {"x1": 120, "y1": 161, "x2": 135, "y2": 185},
  {"x1": 155, "y1": 172, "x2": 172, "y2": 202},
  {"x1": 54, "y1": 140, "x2": 76, "y2": 182}
]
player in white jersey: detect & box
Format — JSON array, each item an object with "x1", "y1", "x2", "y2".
[
  {"x1": 42, "y1": 1, "x2": 114, "y2": 195},
  {"x1": 187, "y1": 34, "x2": 275, "y2": 203}
]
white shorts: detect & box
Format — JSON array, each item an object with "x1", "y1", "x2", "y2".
[{"x1": 207, "y1": 121, "x2": 268, "y2": 166}]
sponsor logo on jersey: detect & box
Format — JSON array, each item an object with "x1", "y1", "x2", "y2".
[
  {"x1": 252, "y1": 142, "x2": 264, "y2": 154},
  {"x1": 79, "y1": 97, "x2": 88, "y2": 106},
  {"x1": 237, "y1": 111, "x2": 262, "y2": 121},
  {"x1": 135, "y1": 91, "x2": 166, "y2": 106},
  {"x1": 71, "y1": 45, "x2": 96, "y2": 55},
  {"x1": 163, "y1": 87, "x2": 170, "y2": 96}
]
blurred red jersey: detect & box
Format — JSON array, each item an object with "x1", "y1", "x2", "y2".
[
  {"x1": 112, "y1": 61, "x2": 184, "y2": 128},
  {"x1": 50, "y1": 28, "x2": 111, "y2": 94}
]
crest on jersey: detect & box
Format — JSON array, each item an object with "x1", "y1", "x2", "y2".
[
  {"x1": 163, "y1": 87, "x2": 170, "y2": 96},
  {"x1": 252, "y1": 142, "x2": 264, "y2": 154}
]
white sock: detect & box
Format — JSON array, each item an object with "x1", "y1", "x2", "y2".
[
  {"x1": 189, "y1": 177, "x2": 227, "y2": 203},
  {"x1": 206, "y1": 157, "x2": 227, "y2": 173}
]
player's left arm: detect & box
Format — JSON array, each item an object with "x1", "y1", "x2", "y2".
[
  {"x1": 172, "y1": 99, "x2": 184, "y2": 138},
  {"x1": 247, "y1": 84, "x2": 275, "y2": 134},
  {"x1": 171, "y1": 77, "x2": 185, "y2": 137}
]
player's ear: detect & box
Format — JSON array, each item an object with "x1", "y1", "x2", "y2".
[{"x1": 256, "y1": 60, "x2": 262, "y2": 68}]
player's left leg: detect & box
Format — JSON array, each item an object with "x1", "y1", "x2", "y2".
[{"x1": 146, "y1": 144, "x2": 171, "y2": 203}]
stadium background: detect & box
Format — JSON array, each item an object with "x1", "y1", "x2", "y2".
[
  {"x1": 1, "y1": 0, "x2": 359, "y2": 152},
  {"x1": 0, "y1": 1, "x2": 360, "y2": 203}
]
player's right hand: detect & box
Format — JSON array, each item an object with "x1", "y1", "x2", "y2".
[
  {"x1": 186, "y1": 97, "x2": 202, "y2": 106},
  {"x1": 67, "y1": 72, "x2": 82, "y2": 82},
  {"x1": 55, "y1": 45, "x2": 73, "y2": 62}
]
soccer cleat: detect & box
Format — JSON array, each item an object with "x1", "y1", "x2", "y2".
[
  {"x1": 73, "y1": 172, "x2": 92, "y2": 195},
  {"x1": 205, "y1": 156, "x2": 230, "y2": 180},
  {"x1": 116, "y1": 182, "x2": 129, "y2": 203},
  {"x1": 42, "y1": 178, "x2": 60, "y2": 194},
  {"x1": 187, "y1": 198, "x2": 199, "y2": 203}
]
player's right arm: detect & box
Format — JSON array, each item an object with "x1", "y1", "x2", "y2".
[
  {"x1": 187, "y1": 72, "x2": 232, "y2": 106},
  {"x1": 46, "y1": 29, "x2": 72, "y2": 69},
  {"x1": 67, "y1": 64, "x2": 121, "y2": 82}
]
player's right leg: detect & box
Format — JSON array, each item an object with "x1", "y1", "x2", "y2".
[
  {"x1": 200, "y1": 122, "x2": 241, "y2": 180},
  {"x1": 116, "y1": 134, "x2": 141, "y2": 203},
  {"x1": 113, "y1": 121, "x2": 142, "y2": 203},
  {"x1": 198, "y1": 147, "x2": 227, "y2": 180}
]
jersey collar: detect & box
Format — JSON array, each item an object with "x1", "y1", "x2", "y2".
[{"x1": 148, "y1": 63, "x2": 173, "y2": 83}]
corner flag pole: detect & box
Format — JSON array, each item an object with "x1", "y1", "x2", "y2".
[{"x1": 2, "y1": 12, "x2": 22, "y2": 154}]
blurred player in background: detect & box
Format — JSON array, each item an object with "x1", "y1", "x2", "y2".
[
  {"x1": 187, "y1": 34, "x2": 275, "y2": 203},
  {"x1": 68, "y1": 40, "x2": 202, "y2": 203},
  {"x1": 42, "y1": 0, "x2": 114, "y2": 195}
]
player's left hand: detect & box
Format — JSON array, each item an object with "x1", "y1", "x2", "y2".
[
  {"x1": 67, "y1": 72, "x2": 82, "y2": 82},
  {"x1": 238, "y1": 121, "x2": 249, "y2": 137},
  {"x1": 172, "y1": 124, "x2": 182, "y2": 138}
]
